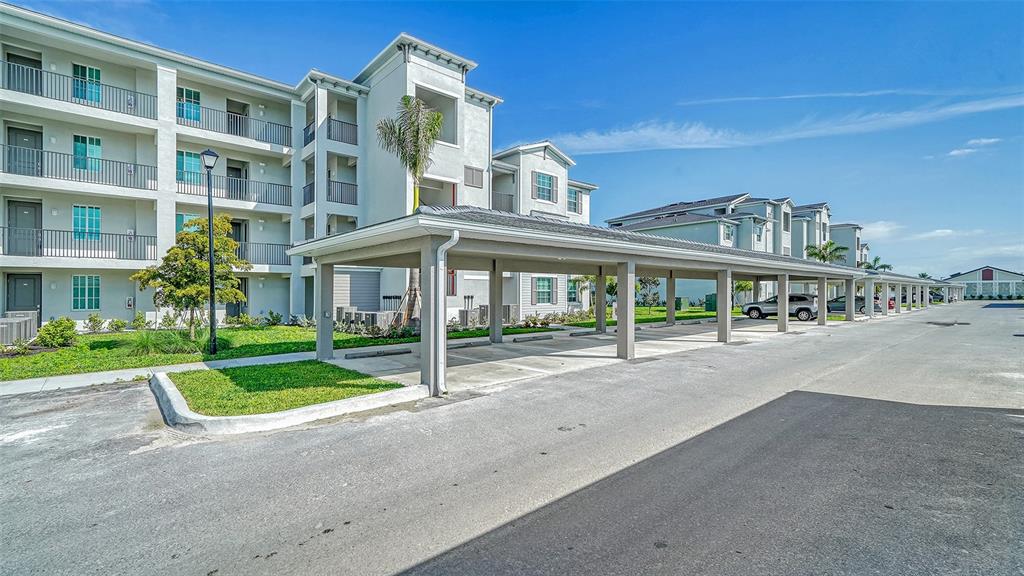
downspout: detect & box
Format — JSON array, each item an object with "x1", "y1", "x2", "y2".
[{"x1": 434, "y1": 230, "x2": 460, "y2": 395}]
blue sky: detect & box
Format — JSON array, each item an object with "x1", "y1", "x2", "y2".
[{"x1": 20, "y1": 1, "x2": 1024, "y2": 278}]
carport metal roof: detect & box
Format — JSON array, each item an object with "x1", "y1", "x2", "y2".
[{"x1": 289, "y1": 206, "x2": 868, "y2": 282}]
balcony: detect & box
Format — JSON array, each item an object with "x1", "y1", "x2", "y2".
[
  {"x1": 1, "y1": 60, "x2": 157, "y2": 119},
  {"x1": 176, "y1": 171, "x2": 292, "y2": 206},
  {"x1": 303, "y1": 182, "x2": 315, "y2": 206},
  {"x1": 1, "y1": 144, "x2": 157, "y2": 190},
  {"x1": 177, "y1": 105, "x2": 291, "y2": 147},
  {"x1": 327, "y1": 118, "x2": 357, "y2": 145},
  {"x1": 493, "y1": 193, "x2": 515, "y2": 212},
  {"x1": 235, "y1": 242, "x2": 290, "y2": 266},
  {"x1": 303, "y1": 121, "x2": 315, "y2": 146},
  {"x1": 0, "y1": 227, "x2": 157, "y2": 260},
  {"x1": 327, "y1": 180, "x2": 357, "y2": 205}
]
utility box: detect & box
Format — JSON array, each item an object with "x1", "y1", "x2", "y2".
[{"x1": 705, "y1": 293, "x2": 717, "y2": 312}]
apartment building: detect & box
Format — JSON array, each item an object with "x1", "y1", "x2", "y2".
[
  {"x1": 828, "y1": 223, "x2": 863, "y2": 268},
  {"x1": 791, "y1": 202, "x2": 831, "y2": 260},
  {"x1": 943, "y1": 266, "x2": 1024, "y2": 298},
  {"x1": 0, "y1": 5, "x2": 595, "y2": 327}
]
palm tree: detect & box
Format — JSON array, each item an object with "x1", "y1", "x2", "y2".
[
  {"x1": 858, "y1": 256, "x2": 893, "y2": 271},
  {"x1": 805, "y1": 240, "x2": 849, "y2": 264},
  {"x1": 917, "y1": 272, "x2": 932, "y2": 279},
  {"x1": 376, "y1": 96, "x2": 444, "y2": 326}
]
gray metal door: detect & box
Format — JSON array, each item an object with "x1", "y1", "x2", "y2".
[
  {"x1": 5, "y1": 53, "x2": 42, "y2": 95},
  {"x1": 6, "y1": 200, "x2": 42, "y2": 256},
  {"x1": 6, "y1": 274, "x2": 42, "y2": 325},
  {"x1": 6, "y1": 127, "x2": 43, "y2": 177},
  {"x1": 333, "y1": 270, "x2": 380, "y2": 311},
  {"x1": 227, "y1": 277, "x2": 247, "y2": 317}
]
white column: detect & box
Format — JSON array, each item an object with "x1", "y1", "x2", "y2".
[
  {"x1": 817, "y1": 277, "x2": 828, "y2": 325},
  {"x1": 883, "y1": 282, "x2": 891, "y2": 316},
  {"x1": 616, "y1": 261, "x2": 635, "y2": 360},
  {"x1": 313, "y1": 262, "x2": 334, "y2": 360},
  {"x1": 489, "y1": 259, "x2": 503, "y2": 343},
  {"x1": 864, "y1": 279, "x2": 875, "y2": 318},
  {"x1": 313, "y1": 85, "x2": 330, "y2": 237},
  {"x1": 753, "y1": 277, "x2": 762, "y2": 302},
  {"x1": 924, "y1": 286, "x2": 930, "y2": 307},
  {"x1": 419, "y1": 238, "x2": 441, "y2": 395},
  {"x1": 665, "y1": 271, "x2": 676, "y2": 326},
  {"x1": 289, "y1": 99, "x2": 307, "y2": 317},
  {"x1": 777, "y1": 273, "x2": 789, "y2": 332},
  {"x1": 895, "y1": 284, "x2": 902, "y2": 314},
  {"x1": 844, "y1": 278, "x2": 856, "y2": 321},
  {"x1": 154, "y1": 66, "x2": 178, "y2": 260},
  {"x1": 717, "y1": 269, "x2": 732, "y2": 343},
  {"x1": 595, "y1": 268, "x2": 607, "y2": 333}
]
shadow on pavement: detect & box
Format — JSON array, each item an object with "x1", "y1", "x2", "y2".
[{"x1": 399, "y1": 391, "x2": 1023, "y2": 576}]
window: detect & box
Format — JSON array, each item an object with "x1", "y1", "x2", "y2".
[
  {"x1": 534, "y1": 277, "x2": 554, "y2": 304},
  {"x1": 176, "y1": 151, "x2": 202, "y2": 184},
  {"x1": 820, "y1": 222, "x2": 827, "y2": 242},
  {"x1": 72, "y1": 275, "x2": 100, "y2": 311},
  {"x1": 72, "y1": 64, "x2": 101, "y2": 103},
  {"x1": 464, "y1": 166, "x2": 484, "y2": 188},
  {"x1": 73, "y1": 135, "x2": 101, "y2": 171},
  {"x1": 176, "y1": 87, "x2": 201, "y2": 122},
  {"x1": 783, "y1": 212, "x2": 791, "y2": 232},
  {"x1": 722, "y1": 225, "x2": 734, "y2": 241},
  {"x1": 766, "y1": 205, "x2": 774, "y2": 218},
  {"x1": 533, "y1": 172, "x2": 555, "y2": 202},
  {"x1": 755, "y1": 225, "x2": 763, "y2": 242},
  {"x1": 567, "y1": 279, "x2": 579, "y2": 303},
  {"x1": 446, "y1": 269, "x2": 457, "y2": 296},
  {"x1": 981, "y1": 268, "x2": 994, "y2": 281},
  {"x1": 567, "y1": 188, "x2": 582, "y2": 213},
  {"x1": 73, "y1": 205, "x2": 101, "y2": 240},
  {"x1": 175, "y1": 213, "x2": 199, "y2": 232},
  {"x1": 783, "y1": 246, "x2": 791, "y2": 256},
  {"x1": 714, "y1": 207, "x2": 727, "y2": 215}
]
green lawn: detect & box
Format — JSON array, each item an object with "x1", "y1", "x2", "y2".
[
  {"x1": 169, "y1": 360, "x2": 402, "y2": 416},
  {"x1": 1, "y1": 325, "x2": 556, "y2": 382},
  {"x1": 565, "y1": 306, "x2": 742, "y2": 328}
]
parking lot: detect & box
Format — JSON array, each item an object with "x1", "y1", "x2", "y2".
[{"x1": 1, "y1": 302, "x2": 1021, "y2": 576}]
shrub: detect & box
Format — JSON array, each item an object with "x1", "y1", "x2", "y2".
[
  {"x1": 107, "y1": 318, "x2": 128, "y2": 332},
  {"x1": 7, "y1": 338, "x2": 31, "y2": 356},
  {"x1": 84, "y1": 313, "x2": 105, "y2": 333},
  {"x1": 131, "y1": 311, "x2": 152, "y2": 330},
  {"x1": 158, "y1": 311, "x2": 180, "y2": 330},
  {"x1": 290, "y1": 314, "x2": 314, "y2": 328},
  {"x1": 37, "y1": 316, "x2": 77, "y2": 348},
  {"x1": 263, "y1": 310, "x2": 283, "y2": 327},
  {"x1": 129, "y1": 330, "x2": 200, "y2": 355}
]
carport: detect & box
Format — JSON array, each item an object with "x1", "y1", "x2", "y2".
[
  {"x1": 288, "y1": 206, "x2": 867, "y2": 396},
  {"x1": 857, "y1": 271, "x2": 948, "y2": 318}
]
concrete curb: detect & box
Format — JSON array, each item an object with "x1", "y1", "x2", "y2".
[{"x1": 148, "y1": 373, "x2": 429, "y2": 435}]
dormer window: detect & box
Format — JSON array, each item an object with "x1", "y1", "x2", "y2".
[
  {"x1": 532, "y1": 172, "x2": 556, "y2": 203},
  {"x1": 714, "y1": 207, "x2": 727, "y2": 215}
]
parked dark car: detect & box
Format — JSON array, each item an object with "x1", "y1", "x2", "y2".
[
  {"x1": 742, "y1": 294, "x2": 818, "y2": 321},
  {"x1": 827, "y1": 295, "x2": 883, "y2": 314}
]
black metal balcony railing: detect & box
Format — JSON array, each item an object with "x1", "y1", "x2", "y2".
[
  {"x1": 176, "y1": 171, "x2": 291, "y2": 206},
  {"x1": 235, "y1": 242, "x2": 290, "y2": 266},
  {"x1": 0, "y1": 227, "x2": 157, "y2": 260},
  {"x1": 302, "y1": 182, "x2": 315, "y2": 206},
  {"x1": 327, "y1": 118, "x2": 358, "y2": 145},
  {"x1": 1, "y1": 144, "x2": 158, "y2": 190},
  {"x1": 327, "y1": 180, "x2": 357, "y2": 205},
  {"x1": 303, "y1": 121, "x2": 315, "y2": 146},
  {"x1": 177, "y1": 104, "x2": 292, "y2": 147},
  {"x1": 1, "y1": 60, "x2": 157, "y2": 119}
]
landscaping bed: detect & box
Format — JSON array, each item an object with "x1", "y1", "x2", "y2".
[
  {"x1": 0, "y1": 325, "x2": 558, "y2": 382},
  {"x1": 565, "y1": 306, "x2": 740, "y2": 328},
  {"x1": 167, "y1": 360, "x2": 401, "y2": 416}
]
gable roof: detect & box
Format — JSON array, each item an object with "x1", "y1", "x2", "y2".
[
  {"x1": 792, "y1": 202, "x2": 829, "y2": 212},
  {"x1": 943, "y1": 265, "x2": 1024, "y2": 280},
  {"x1": 354, "y1": 33, "x2": 477, "y2": 84},
  {"x1": 607, "y1": 193, "x2": 750, "y2": 223},
  {"x1": 493, "y1": 140, "x2": 576, "y2": 167},
  {"x1": 617, "y1": 213, "x2": 733, "y2": 231}
]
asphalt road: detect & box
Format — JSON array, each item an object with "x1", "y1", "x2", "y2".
[{"x1": 1, "y1": 302, "x2": 1021, "y2": 576}]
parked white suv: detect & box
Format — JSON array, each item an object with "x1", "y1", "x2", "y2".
[{"x1": 741, "y1": 294, "x2": 818, "y2": 321}]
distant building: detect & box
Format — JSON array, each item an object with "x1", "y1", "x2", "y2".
[{"x1": 943, "y1": 266, "x2": 1024, "y2": 298}]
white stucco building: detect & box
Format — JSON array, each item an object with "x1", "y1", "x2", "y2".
[
  {"x1": 0, "y1": 5, "x2": 595, "y2": 326},
  {"x1": 943, "y1": 266, "x2": 1024, "y2": 299}
]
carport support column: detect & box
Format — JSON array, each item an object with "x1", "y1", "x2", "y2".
[
  {"x1": 717, "y1": 269, "x2": 732, "y2": 343},
  {"x1": 665, "y1": 271, "x2": 676, "y2": 326},
  {"x1": 817, "y1": 277, "x2": 828, "y2": 325},
  {"x1": 313, "y1": 262, "x2": 335, "y2": 360},
  {"x1": 864, "y1": 279, "x2": 875, "y2": 318},
  {"x1": 752, "y1": 277, "x2": 761, "y2": 302},
  {"x1": 777, "y1": 273, "x2": 789, "y2": 332},
  {"x1": 844, "y1": 278, "x2": 856, "y2": 321},
  {"x1": 419, "y1": 237, "x2": 446, "y2": 396},
  {"x1": 489, "y1": 259, "x2": 503, "y2": 343},
  {"x1": 883, "y1": 282, "x2": 891, "y2": 316},
  {"x1": 895, "y1": 284, "x2": 902, "y2": 314},
  {"x1": 616, "y1": 261, "x2": 636, "y2": 360},
  {"x1": 595, "y1": 268, "x2": 607, "y2": 333}
]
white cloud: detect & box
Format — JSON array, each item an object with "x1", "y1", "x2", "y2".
[
  {"x1": 965, "y1": 137, "x2": 1001, "y2": 146},
  {"x1": 860, "y1": 220, "x2": 906, "y2": 240},
  {"x1": 676, "y1": 88, "x2": 1019, "y2": 107},
  {"x1": 555, "y1": 94, "x2": 1024, "y2": 155},
  {"x1": 948, "y1": 148, "x2": 978, "y2": 157},
  {"x1": 909, "y1": 228, "x2": 985, "y2": 240}
]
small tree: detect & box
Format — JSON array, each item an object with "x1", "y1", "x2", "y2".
[
  {"x1": 132, "y1": 215, "x2": 251, "y2": 340},
  {"x1": 858, "y1": 256, "x2": 892, "y2": 271},
  {"x1": 733, "y1": 280, "x2": 754, "y2": 305},
  {"x1": 637, "y1": 276, "x2": 661, "y2": 314},
  {"x1": 805, "y1": 240, "x2": 849, "y2": 264}
]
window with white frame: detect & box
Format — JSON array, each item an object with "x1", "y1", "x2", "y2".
[
  {"x1": 177, "y1": 151, "x2": 202, "y2": 184},
  {"x1": 722, "y1": 224, "x2": 734, "y2": 241},
  {"x1": 72, "y1": 64, "x2": 101, "y2": 103},
  {"x1": 72, "y1": 275, "x2": 100, "y2": 310},
  {"x1": 175, "y1": 213, "x2": 199, "y2": 232},
  {"x1": 783, "y1": 211, "x2": 791, "y2": 232},
  {"x1": 567, "y1": 279, "x2": 579, "y2": 303},
  {"x1": 755, "y1": 224, "x2": 763, "y2": 242},
  {"x1": 73, "y1": 205, "x2": 101, "y2": 241},
  {"x1": 821, "y1": 222, "x2": 827, "y2": 241},
  {"x1": 73, "y1": 135, "x2": 101, "y2": 171},
  {"x1": 567, "y1": 187, "x2": 582, "y2": 213},
  {"x1": 176, "y1": 87, "x2": 201, "y2": 122},
  {"x1": 534, "y1": 277, "x2": 554, "y2": 304},
  {"x1": 766, "y1": 205, "x2": 774, "y2": 218},
  {"x1": 533, "y1": 172, "x2": 554, "y2": 202}
]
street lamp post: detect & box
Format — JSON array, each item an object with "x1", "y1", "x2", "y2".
[{"x1": 200, "y1": 148, "x2": 220, "y2": 355}]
